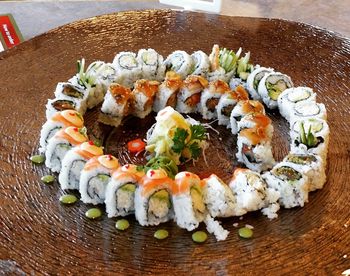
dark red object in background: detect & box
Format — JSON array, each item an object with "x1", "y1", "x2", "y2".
[{"x1": 0, "y1": 14, "x2": 23, "y2": 50}]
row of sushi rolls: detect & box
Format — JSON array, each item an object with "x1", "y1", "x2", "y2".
[{"x1": 40, "y1": 45, "x2": 329, "y2": 241}]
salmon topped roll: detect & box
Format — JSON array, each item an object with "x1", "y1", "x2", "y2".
[
  {"x1": 230, "y1": 100, "x2": 265, "y2": 134},
  {"x1": 200, "y1": 79, "x2": 231, "y2": 120},
  {"x1": 172, "y1": 171, "x2": 206, "y2": 231},
  {"x1": 134, "y1": 168, "x2": 174, "y2": 226},
  {"x1": 105, "y1": 164, "x2": 145, "y2": 218},
  {"x1": 45, "y1": 126, "x2": 88, "y2": 172},
  {"x1": 39, "y1": 110, "x2": 84, "y2": 153},
  {"x1": 237, "y1": 113, "x2": 274, "y2": 139},
  {"x1": 131, "y1": 79, "x2": 159, "y2": 118},
  {"x1": 99, "y1": 83, "x2": 132, "y2": 127},
  {"x1": 176, "y1": 75, "x2": 208, "y2": 114},
  {"x1": 217, "y1": 85, "x2": 249, "y2": 127},
  {"x1": 79, "y1": 154, "x2": 120, "y2": 205},
  {"x1": 153, "y1": 71, "x2": 183, "y2": 112},
  {"x1": 59, "y1": 141, "x2": 104, "y2": 190}
]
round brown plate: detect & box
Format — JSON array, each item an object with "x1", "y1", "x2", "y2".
[{"x1": 0, "y1": 10, "x2": 349, "y2": 275}]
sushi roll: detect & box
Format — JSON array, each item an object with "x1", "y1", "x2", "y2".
[
  {"x1": 79, "y1": 154, "x2": 120, "y2": 205},
  {"x1": 46, "y1": 94, "x2": 87, "y2": 120},
  {"x1": 202, "y1": 174, "x2": 236, "y2": 218},
  {"x1": 59, "y1": 141, "x2": 103, "y2": 190},
  {"x1": 237, "y1": 113, "x2": 273, "y2": 139},
  {"x1": 230, "y1": 100, "x2": 265, "y2": 134},
  {"x1": 113, "y1": 51, "x2": 142, "y2": 88},
  {"x1": 290, "y1": 118, "x2": 330, "y2": 161},
  {"x1": 176, "y1": 75, "x2": 208, "y2": 114},
  {"x1": 235, "y1": 51, "x2": 254, "y2": 80},
  {"x1": 134, "y1": 168, "x2": 174, "y2": 226},
  {"x1": 277, "y1": 87, "x2": 316, "y2": 122},
  {"x1": 153, "y1": 71, "x2": 183, "y2": 112},
  {"x1": 236, "y1": 127, "x2": 275, "y2": 172},
  {"x1": 229, "y1": 168, "x2": 280, "y2": 219},
  {"x1": 83, "y1": 61, "x2": 117, "y2": 91},
  {"x1": 191, "y1": 50, "x2": 210, "y2": 77},
  {"x1": 68, "y1": 59, "x2": 107, "y2": 109},
  {"x1": 164, "y1": 50, "x2": 193, "y2": 79},
  {"x1": 200, "y1": 79, "x2": 231, "y2": 119},
  {"x1": 39, "y1": 110, "x2": 84, "y2": 153},
  {"x1": 257, "y1": 72, "x2": 293, "y2": 109},
  {"x1": 45, "y1": 126, "x2": 88, "y2": 173},
  {"x1": 263, "y1": 162, "x2": 310, "y2": 208},
  {"x1": 99, "y1": 83, "x2": 132, "y2": 127},
  {"x1": 130, "y1": 79, "x2": 160, "y2": 118},
  {"x1": 105, "y1": 164, "x2": 145, "y2": 218},
  {"x1": 246, "y1": 66, "x2": 274, "y2": 100},
  {"x1": 283, "y1": 152, "x2": 326, "y2": 191},
  {"x1": 229, "y1": 77, "x2": 247, "y2": 90},
  {"x1": 207, "y1": 45, "x2": 242, "y2": 82},
  {"x1": 217, "y1": 85, "x2": 249, "y2": 127},
  {"x1": 289, "y1": 100, "x2": 327, "y2": 123},
  {"x1": 137, "y1": 48, "x2": 166, "y2": 81},
  {"x1": 172, "y1": 171, "x2": 206, "y2": 231}
]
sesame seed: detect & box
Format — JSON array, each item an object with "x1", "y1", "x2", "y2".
[
  {"x1": 245, "y1": 224, "x2": 254, "y2": 230},
  {"x1": 233, "y1": 223, "x2": 239, "y2": 228}
]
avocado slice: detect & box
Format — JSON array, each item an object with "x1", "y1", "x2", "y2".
[
  {"x1": 120, "y1": 183, "x2": 136, "y2": 193},
  {"x1": 190, "y1": 186, "x2": 205, "y2": 214}
]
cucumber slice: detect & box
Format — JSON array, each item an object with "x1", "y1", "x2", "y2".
[{"x1": 120, "y1": 183, "x2": 136, "y2": 193}]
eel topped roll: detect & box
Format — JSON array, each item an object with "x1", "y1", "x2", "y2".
[
  {"x1": 153, "y1": 71, "x2": 183, "y2": 112},
  {"x1": 134, "y1": 168, "x2": 175, "y2": 226},
  {"x1": 277, "y1": 87, "x2": 316, "y2": 122},
  {"x1": 290, "y1": 118, "x2": 329, "y2": 161},
  {"x1": 229, "y1": 168, "x2": 280, "y2": 219},
  {"x1": 137, "y1": 48, "x2": 166, "y2": 81},
  {"x1": 45, "y1": 126, "x2": 88, "y2": 172},
  {"x1": 59, "y1": 141, "x2": 103, "y2": 190},
  {"x1": 246, "y1": 66, "x2": 274, "y2": 100},
  {"x1": 257, "y1": 72, "x2": 293, "y2": 109},
  {"x1": 113, "y1": 51, "x2": 142, "y2": 88},
  {"x1": 105, "y1": 164, "x2": 145, "y2": 218},
  {"x1": 202, "y1": 174, "x2": 236, "y2": 218},
  {"x1": 176, "y1": 75, "x2": 209, "y2": 114},
  {"x1": 191, "y1": 50, "x2": 210, "y2": 77},
  {"x1": 236, "y1": 126, "x2": 275, "y2": 172},
  {"x1": 237, "y1": 113, "x2": 273, "y2": 139},
  {"x1": 217, "y1": 85, "x2": 249, "y2": 127},
  {"x1": 200, "y1": 79, "x2": 231, "y2": 120},
  {"x1": 172, "y1": 171, "x2": 206, "y2": 231},
  {"x1": 164, "y1": 50, "x2": 194, "y2": 79},
  {"x1": 39, "y1": 110, "x2": 84, "y2": 153},
  {"x1": 283, "y1": 152, "x2": 326, "y2": 192},
  {"x1": 99, "y1": 83, "x2": 132, "y2": 127},
  {"x1": 263, "y1": 162, "x2": 310, "y2": 208},
  {"x1": 131, "y1": 79, "x2": 160, "y2": 118},
  {"x1": 230, "y1": 100, "x2": 265, "y2": 134},
  {"x1": 79, "y1": 154, "x2": 120, "y2": 205}
]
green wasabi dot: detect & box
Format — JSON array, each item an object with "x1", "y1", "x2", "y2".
[
  {"x1": 41, "y1": 175, "x2": 55, "y2": 184},
  {"x1": 238, "y1": 227, "x2": 253, "y2": 239},
  {"x1": 116, "y1": 219, "x2": 130, "y2": 231},
  {"x1": 30, "y1": 154, "x2": 45, "y2": 165},
  {"x1": 192, "y1": 231, "x2": 207, "y2": 243},
  {"x1": 85, "y1": 208, "x2": 102, "y2": 219},
  {"x1": 59, "y1": 194, "x2": 77, "y2": 205},
  {"x1": 154, "y1": 229, "x2": 169, "y2": 240}
]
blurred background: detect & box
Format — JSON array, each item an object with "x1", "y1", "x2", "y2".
[{"x1": 0, "y1": 0, "x2": 349, "y2": 40}]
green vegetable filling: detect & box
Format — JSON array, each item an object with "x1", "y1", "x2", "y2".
[
  {"x1": 266, "y1": 80, "x2": 288, "y2": 100},
  {"x1": 275, "y1": 166, "x2": 302, "y2": 181},
  {"x1": 286, "y1": 154, "x2": 317, "y2": 165}
]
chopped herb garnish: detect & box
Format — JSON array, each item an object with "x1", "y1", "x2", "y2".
[
  {"x1": 136, "y1": 165, "x2": 144, "y2": 172},
  {"x1": 79, "y1": 127, "x2": 87, "y2": 136},
  {"x1": 190, "y1": 125, "x2": 206, "y2": 141},
  {"x1": 172, "y1": 128, "x2": 189, "y2": 154},
  {"x1": 188, "y1": 142, "x2": 201, "y2": 160}
]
